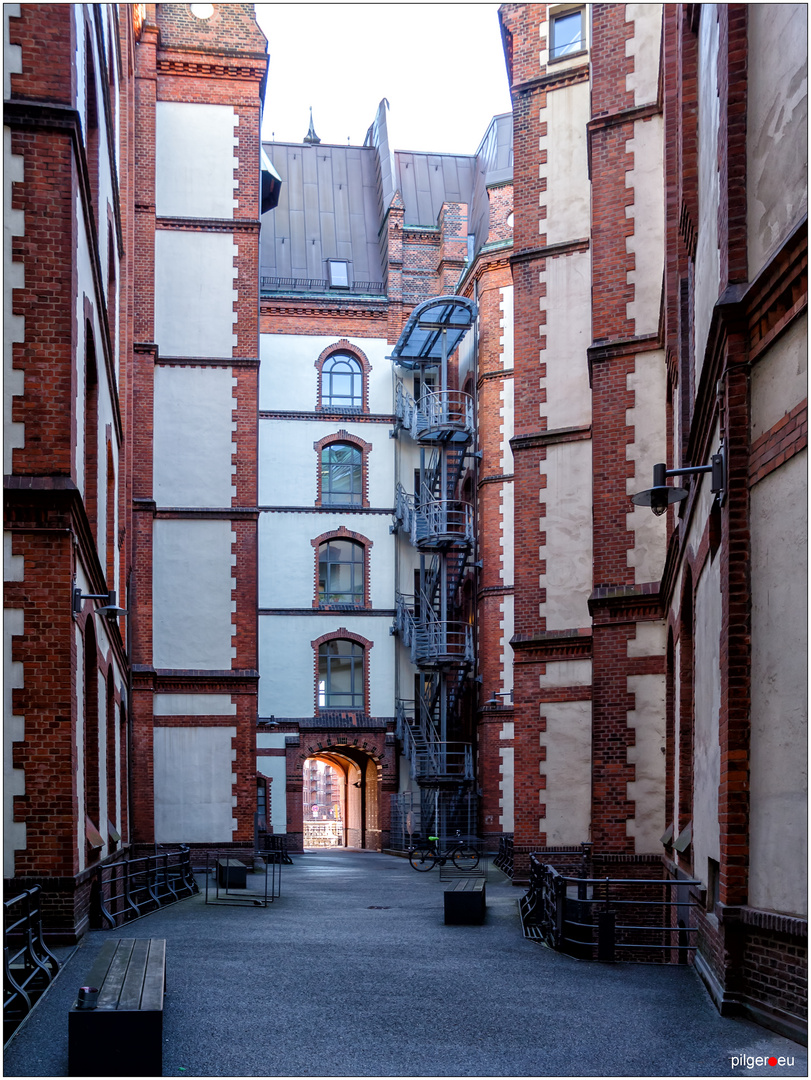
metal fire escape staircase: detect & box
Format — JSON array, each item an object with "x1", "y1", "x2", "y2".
[{"x1": 389, "y1": 297, "x2": 478, "y2": 836}]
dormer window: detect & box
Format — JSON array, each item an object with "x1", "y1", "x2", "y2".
[
  {"x1": 550, "y1": 9, "x2": 586, "y2": 60},
  {"x1": 328, "y1": 260, "x2": 350, "y2": 289}
]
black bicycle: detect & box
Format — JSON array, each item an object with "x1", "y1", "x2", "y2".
[{"x1": 408, "y1": 831, "x2": 479, "y2": 872}]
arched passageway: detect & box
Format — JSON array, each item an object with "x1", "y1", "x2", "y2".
[{"x1": 300, "y1": 747, "x2": 383, "y2": 851}]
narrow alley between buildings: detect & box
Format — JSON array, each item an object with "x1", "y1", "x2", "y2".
[{"x1": 4, "y1": 852, "x2": 806, "y2": 1078}]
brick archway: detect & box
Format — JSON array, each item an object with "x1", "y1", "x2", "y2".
[{"x1": 284, "y1": 728, "x2": 394, "y2": 853}]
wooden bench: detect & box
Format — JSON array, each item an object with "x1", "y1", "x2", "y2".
[
  {"x1": 444, "y1": 878, "x2": 486, "y2": 925},
  {"x1": 68, "y1": 938, "x2": 165, "y2": 1077},
  {"x1": 217, "y1": 859, "x2": 248, "y2": 888}
]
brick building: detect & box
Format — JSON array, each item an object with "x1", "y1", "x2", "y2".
[
  {"x1": 497, "y1": 2, "x2": 807, "y2": 1041},
  {"x1": 3, "y1": 1, "x2": 807, "y2": 1039}
]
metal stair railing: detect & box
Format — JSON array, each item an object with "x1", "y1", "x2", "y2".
[
  {"x1": 395, "y1": 594, "x2": 473, "y2": 667},
  {"x1": 411, "y1": 493, "x2": 473, "y2": 549},
  {"x1": 395, "y1": 382, "x2": 474, "y2": 442}
]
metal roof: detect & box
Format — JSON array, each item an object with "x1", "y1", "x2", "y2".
[
  {"x1": 389, "y1": 296, "x2": 478, "y2": 366},
  {"x1": 260, "y1": 142, "x2": 384, "y2": 287}
]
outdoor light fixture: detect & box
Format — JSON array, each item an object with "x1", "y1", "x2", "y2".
[
  {"x1": 631, "y1": 446, "x2": 726, "y2": 516},
  {"x1": 72, "y1": 583, "x2": 128, "y2": 618},
  {"x1": 486, "y1": 689, "x2": 514, "y2": 708}
]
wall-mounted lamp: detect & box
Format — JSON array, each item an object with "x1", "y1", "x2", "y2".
[
  {"x1": 486, "y1": 689, "x2": 514, "y2": 708},
  {"x1": 72, "y1": 583, "x2": 128, "y2": 618},
  {"x1": 631, "y1": 446, "x2": 726, "y2": 516}
]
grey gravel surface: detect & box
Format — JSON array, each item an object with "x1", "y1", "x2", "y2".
[{"x1": 4, "y1": 849, "x2": 806, "y2": 1077}]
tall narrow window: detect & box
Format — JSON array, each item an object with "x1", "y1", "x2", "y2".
[
  {"x1": 321, "y1": 443, "x2": 362, "y2": 505},
  {"x1": 550, "y1": 9, "x2": 585, "y2": 59},
  {"x1": 318, "y1": 640, "x2": 364, "y2": 709},
  {"x1": 318, "y1": 540, "x2": 364, "y2": 605},
  {"x1": 322, "y1": 354, "x2": 362, "y2": 410}
]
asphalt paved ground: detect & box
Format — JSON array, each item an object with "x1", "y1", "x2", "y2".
[{"x1": 4, "y1": 849, "x2": 806, "y2": 1078}]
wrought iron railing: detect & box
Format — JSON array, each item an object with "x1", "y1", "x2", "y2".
[
  {"x1": 493, "y1": 834, "x2": 514, "y2": 878},
  {"x1": 395, "y1": 594, "x2": 473, "y2": 667},
  {"x1": 93, "y1": 846, "x2": 198, "y2": 929},
  {"x1": 520, "y1": 854, "x2": 702, "y2": 963},
  {"x1": 395, "y1": 381, "x2": 474, "y2": 441},
  {"x1": 4, "y1": 886, "x2": 60, "y2": 1039},
  {"x1": 260, "y1": 276, "x2": 384, "y2": 295}
]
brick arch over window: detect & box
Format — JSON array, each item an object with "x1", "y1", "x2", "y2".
[
  {"x1": 311, "y1": 628, "x2": 374, "y2": 716},
  {"x1": 311, "y1": 526, "x2": 374, "y2": 609},
  {"x1": 313, "y1": 430, "x2": 372, "y2": 508},
  {"x1": 315, "y1": 340, "x2": 372, "y2": 414}
]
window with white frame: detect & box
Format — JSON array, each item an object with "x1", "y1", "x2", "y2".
[{"x1": 321, "y1": 353, "x2": 362, "y2": 410}]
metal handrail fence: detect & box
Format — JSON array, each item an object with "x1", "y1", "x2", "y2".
[
  {"x1": 94, "y1": 845, "x2": 197, "y2": 929},
  {"x1": 394, "y1": 381, "x2": 474, "y2": 441},
  {"x1": 493, "y1": 834, "x2": 514, "y2": 877},
  {"x1": 395, "y1": 593, "x2": 473, "y2": 667},
  {"x1": 260, "y1": 276, "x2": 384, "y2": 295},
  {"x1": 4, "y1": 886, "x2": 60, "y2": 1039},
  {"x1": 520, "y1": 854, "x2": 702, "y2": 963}
]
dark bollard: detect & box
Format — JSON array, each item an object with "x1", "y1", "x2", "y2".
[{"x1": 597, "y1": 911, "x2": 615, "y2": 962}]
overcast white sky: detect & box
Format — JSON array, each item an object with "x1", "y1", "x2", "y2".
[{"x1": 253, "y1": 4, "x2": 512, "y2": 156}]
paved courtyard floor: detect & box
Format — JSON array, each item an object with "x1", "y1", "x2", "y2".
[{"x1": 4, "y1": 849, "x2": 806, "y2": 1078}]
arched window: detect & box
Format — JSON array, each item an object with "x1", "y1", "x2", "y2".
[
  {"x1": 318, "y1": 640, "x2": 364, "y2": 710},
  {"x1": 318, "y1": 539, "x2": 364, "y2": 606},
  {"x1": 321, "y1": 442, "x2": 362, "y2": 505},
  {"x1": 322, "y1": 353, "x2": 362, "y2": 411}
]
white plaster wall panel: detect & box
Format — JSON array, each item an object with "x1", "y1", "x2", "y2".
[
  {"x1": 625, "y1": 5, "x2": 663, "y2": 106},
  {"x1": 154, "y1": 231, "x2": 237, "y2": 358},
  {"x1": 156, "y1": 103, "x2": 238, "y2": 219},
  {"x1": 258, "y1": 511, "x2": 394, "y2": 609},
  {"x1": 499, "y1": 592, "x2": 514, "y2": 697},
  {"x1": 153, "y1": 366, "x2": 236, "y2": 507},
  {"x1": 3, "y1": 608, "x2": 25, "y2": 876},
  {"x1": 626, "y1": 116, "x2": 664, "y2": 336},
  {"x1": 694, "y1": 9, "x2": 721, "y2": 381},
  {"x1": 258, "y1": 613, "x2": 396, "y2": 717},
  {"x1": 749, "y1": 451, "x2": 808, "y2": 916},
  {"x1": 747, "y1": 5, "x2": 808, "y2": 279},
  {"x1": 542, "y1": 83, "x2": 591, "y2": 247},
  {"x1": 257, "y1": 732, "x2": 289, "y2": 750},
  {"x1": 692, "y1": 553, "x2": 722, "y2": 884},
  {"x1": 500, "y1": 285, "x2": 514, "y2": 368},
  {"x1": 750, "y1": 314, "x2": 808, "y2": 442},
  {"x1": 256, "y1": 754, "x2": 287, "y2": 833},
  {"x1": 627, "y1": 620, "x2": 666, "y2": 660},
  {"x1": 3, "y1": 126, "x2": 25, "y2": 472},
  {"x1": 499, "y1": 745, "x2": 515, "y2": 831},
  {"x1": 625, "y1": 672, "x2": 666, "y2": 852},
  {"x1": 539, "y1": 659, "x2": 592, "y2": 689},
  {"x1": 75, "y1": 624, "x2": 85, "y2": 872},
  {"x1": 153, "y1": 519, "x2": 235, "y2": 670},
  {"x1": 499, "y1": 481, "x2": 514, "y2": 586},
  {"x1": 540, "y1": 701, "x2": 592, "y2": 844},
  {"x1": 259, "y1": 418, "x2": 394, "y2": 508},
  {"x1": 154, "y1": 694, "x2": 236, "y2": 717},
  {"x1": 154, "y1": 726, "x2": 237, "y2": 842},
  {"x1": 4, "y1": 531, "x2": 23, "y2": 581},
  {"x1": 539, "y1": 441, "x2": 593, "y2": 631},
  {"x1": 499, "y1": 379, "x2": 514, "y2": 473},
  {"x1": 3, "y1": 6, "x2": 22, "y2": 99},
  {"x1": 626, "y1": 349, "x2": 668, "y2": 583},
  {"x1": 542, "y1": 251, "x2": 591, "y2": 430},
  {"x1": 259, "y1": 333, "x2": 391, "y2": 412}
]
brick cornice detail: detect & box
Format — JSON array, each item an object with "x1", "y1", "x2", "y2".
[
  {"x1": 510, "y1": 424, "x2": 591, "y2": 453},
  {"x1": 510, "y1": 628, "x2": 593, "y2": 662},
  {"x1": 587, "y1": 101, "x2": 661, "y2": 136},
  {"x1": 156, "y1": 216, "x2": 260, "y2": 233},
  {"x1": 260, "y1": 300, "x2": 387, "y2": 321},
  {"x1": 511, "y1": 63, "x2": 590, "y2": 96},
  {"x1": 588, "y1": 583, "x2": 663, "y2": 623},
  {"x1": 510, "y1": 237, "x2": 590, "y2": 267}
]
